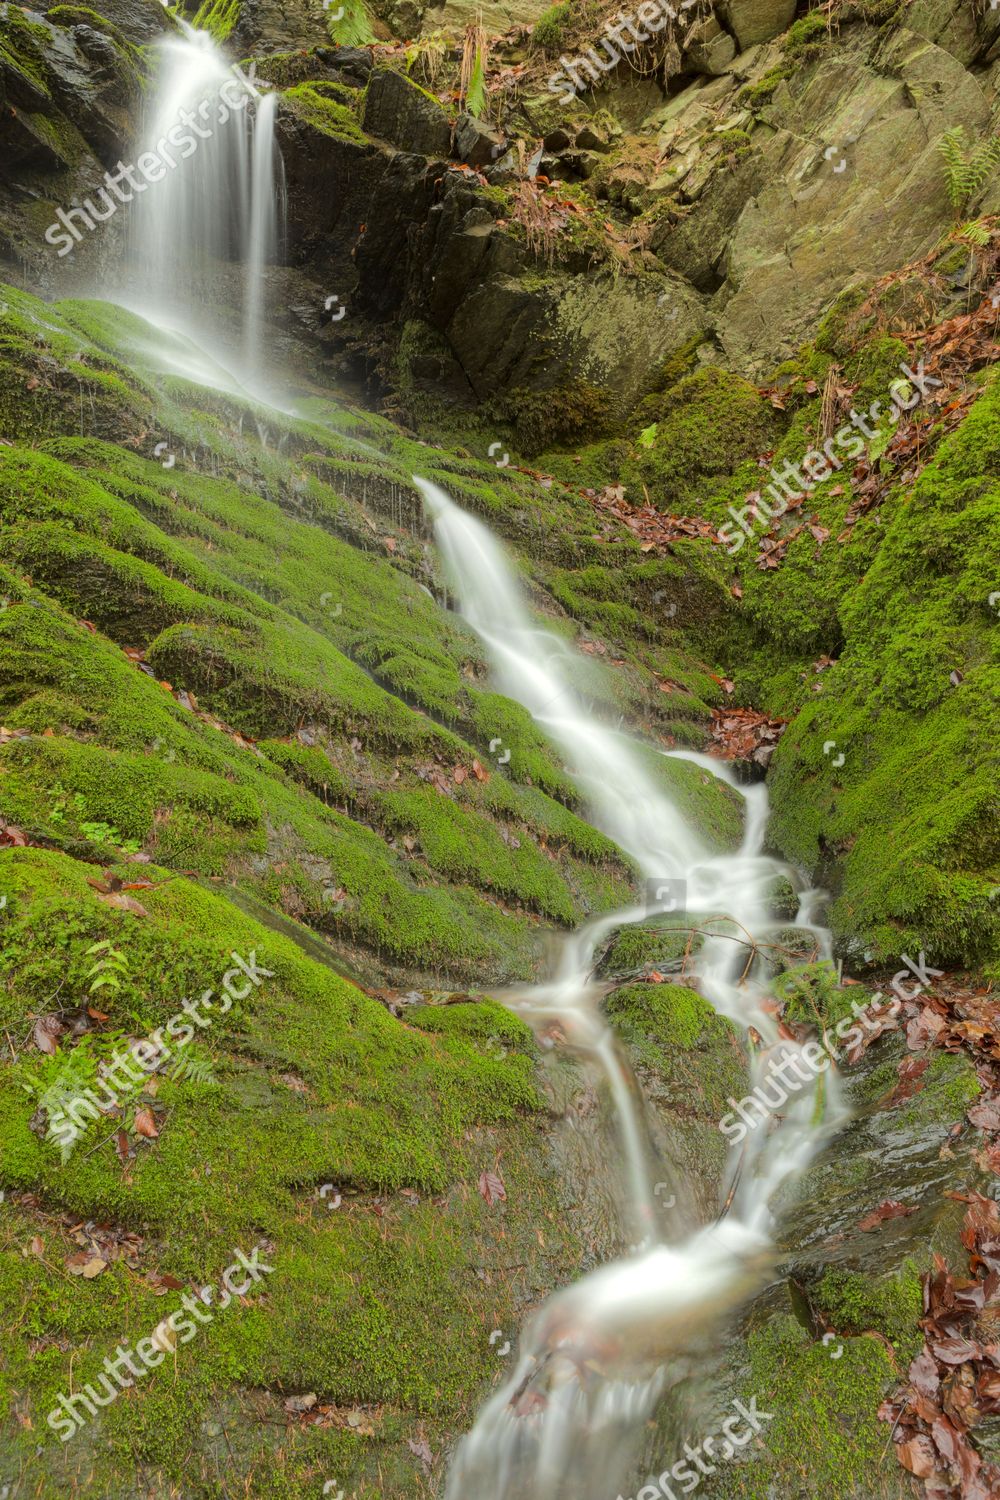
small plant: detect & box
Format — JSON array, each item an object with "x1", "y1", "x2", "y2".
[
  {"x1": 21, "y1": 1028, "x2": 216, "y2": 1163},
  {"x1": 327, "y1": 0, "x2": 374, "y2": 47},
  {"x1": 404, "y1": 30, "x2": 452, "y2": 91},
  {"x1": 21, "y1": 1034, "x2": 116, "y2": 1163},
  {"x1": 48, "y1": 784, "x2": 140, "y2": 852},
  {"x1": 85, "y1": 940, "x2": 130, "y2": 1000},
  {"x1": 936, "y1": 126, "x2": 1000, "y2": 220},
  {"x1": 167, "y1": 1049, "x2": 216, "y2": 1086},
  {"x1": 951, "y1": 217, "x2": 992, "y2": 249},
  {"x1": 532, "y1": 1, "x2": 571, "y2": 55},
  {"x1": 460, "y1": 18, "x2": 489, "y2": 119}
]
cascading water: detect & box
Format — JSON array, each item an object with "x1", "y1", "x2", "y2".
[
  {"x1": 125, "y1": 20, "x2": 284, "y2": 392},
  {"x1": 414, "y1": 477, "x2": 849, "y2": 1500}
]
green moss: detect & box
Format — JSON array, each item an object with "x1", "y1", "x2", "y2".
[
  {"x1": 485, "y1": 383, "x2": 617, "y2": 459},
  {"x1": 192, "y1": 0, "x2": 240, "y2": 42},
  {"x1": 812, "y1": 1263, "x2": 923, "y2": 1362},
  {"x1": 715, "y1": 128, "x2": 753, "y2": 162},
  {"x1": 0, "y1": 8, "x2": 55, "y2": 99},
  {"x1": 623, "y1": 367, "x2": 780, "y2": 509},
  {"x1": 766, "y1": 376, "x2": 1000, "y2": 967},
  {"x1": 784, "y1": 10, "x2": 831, "y2": 53},
  {"x1": 711, "y1": 1313, "x2": 907, "y2": 1498},
  {"x1": 283, "y1": 82, "x2": 367, "y2": 143},
  {"x1": 891, "y1": 1050, "x2": 981, "y2": 1130},
  {"x1": 532, "y1": 2, "x2": 572, "y2": 54},
  {"x1": 0, "y1": 848, "x2": 578, "y2": 1495},
  {"x1": 739, "y1": 63, "x2": 793, "y2": 110},
  {"x1": 598, "y1": 921, "x2": 693, "y2": 978}
]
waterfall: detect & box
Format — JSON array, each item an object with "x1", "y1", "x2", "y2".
[
  {"x1": 244, "y1": 91, "x2": 281, "y2": 375},
  {"x1": 414, "y1": 478, "x2": 847, "y2": 1500},
  {"x1": 126, "y1": 20, "x2": 284, "y2": 390}
]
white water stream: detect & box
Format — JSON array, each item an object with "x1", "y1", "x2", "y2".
[
  {"x1": 415, "y1": 478, "x2": 847, "y2": 1500},
  {"x1": 76, "y1": 20, "x2": 850, "y2": 1491},
  {"x1": 125, "y1": 22, "x2": 284, "y2": 394}
]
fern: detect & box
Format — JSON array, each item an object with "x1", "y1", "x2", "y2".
[
  {"x1": 166, "y1": 1049, "x2": 217, "y2": 1087},
  {"x1": 326, "y1": 0, "x2": 374, "y2": 47},
  {"x1": 460, "y1": 20, "x2": 489, "y2": 120},
  {"x1": 20, "y1": 1028, "x2": 215, "y2": 1163},
  {"x1": 21, "y1": 1038, "x2": 107, "y2": 1163},
  {"x1": 937, "y1": 127, "x2": 1000, "y2": 218},
  {"x1": 954, "y1": 217, "x2": 992, "y2": 248},
  {"x1": 85, "y1": 940, "x2": 129, "y2": 998}
]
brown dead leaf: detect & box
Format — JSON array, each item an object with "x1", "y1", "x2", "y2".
[
  {"x1": 478, "y1": 1169, "x2": 506, "y2": 1207},
  {"x1": 66, "y1": 1252, "x2": 107, "y2": 1279},
  {"x1": 134, "y1": 1107, "x2": 159, "y2": 1139},
  {"x1": 33, "y1": 1016, "x2": 62, "y2": 1055},
  {"x1": 285, "y1": 1393, "x2": 318, "y2": 1414},
  {"x1": 859, "y1": 1200, "x2": 917, "y2": 1232},
  {"x1": 94, "y1": 891, "x2": 149, "y2": 917}
]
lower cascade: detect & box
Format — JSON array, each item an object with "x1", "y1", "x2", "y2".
[{"x1": 416, "y1": 478, "x2": 845, "y2": 1499}]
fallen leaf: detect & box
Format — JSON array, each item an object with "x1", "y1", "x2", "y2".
[
  {"x1": 968, "y1": 1099, "x2": 1000, "y2": 1132},
  {"x1": 897, "y1": 1434, "x2": 936, "y2": 1478},
  {"x1": 134, "y1": 1107, "x2": 159, "y2": 1139},
  {"x1": 67, "y1": 1253, "x2": 107, "y2": 1279},
  {"x1": 33, "y1": 1016, "x2": 62, "y2": 1055},
  {"x1": 408, "y1": 1436, "x2": 433, "y2": 1466},
  {"x1": 94, "y1": 891, "x2": 148, "y2": 917},
  {"x1": 151, "y1": 1317, "x2": 177, "y2": 1355},
  {"x1": 478, "y1": 1169, "x2": 506, "y2": 1207},
  {"x1": 859, "y1": 1200, "x2": 917, "y2": 1231},
  {"x1": 285, "y1": 1393, "x2": 318, "y2": 1414}
]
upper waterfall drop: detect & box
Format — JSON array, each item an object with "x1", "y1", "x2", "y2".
[{"x1": 125, "y1": 21, "x2": 285, "y2": 393}]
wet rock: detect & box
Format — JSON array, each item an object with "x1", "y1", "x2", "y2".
[
  {"x1": 314, "y1": 45, "x2": 375, "y2": 86},
  {"x1": 362, "y1": 68, "x2": 453, "y2": 157},
  {"x1": 685, "y1": 15, "x2": 737, "y2": 76},
  {"x1": 453, "y1": 111, "x2": 505, "y2": 168},
  {"x1": 575, "y1": 124, "x2": 612, "y2": 153},
  {"x1": 718, "y1": 0, "x2": 797, "y2": 51}
]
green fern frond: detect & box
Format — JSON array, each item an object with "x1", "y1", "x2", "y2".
[
  {"x1": 326, "y1": 0, "x2": 374, "y2": 46},
  {"x1": 937, "y1": 127, "x2": 1000, "y2": 218},
  {"x1": 955, "y1": 217, "x2": 992, "y2": 247},
  {"x1": 460, "y1": 21, "x2": 490, "y2": 119},
  {"x1": 465, "y1": 45, "x2": 488, "y2": 118},
  {"x1": 166, "y1": 1050, "x2": 217, "y2": 1087}
]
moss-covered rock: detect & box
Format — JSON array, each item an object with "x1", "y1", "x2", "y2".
[{"x1": 0, "y1": 847, "x2": 577, "y2": 1497}]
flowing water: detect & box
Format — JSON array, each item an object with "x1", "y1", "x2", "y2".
[
  {"x1": 125, "y1": 21, "x2": 284, "y2": 394},
  {"x1": 414, "y1": 478, "x2": 847, "y2": 1500},
  {"x1": 84, "y1": 25, "x2": 850, "y2": 1492}
]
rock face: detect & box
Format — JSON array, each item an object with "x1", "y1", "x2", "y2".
[
  {"x1": 267, "y1": 0, "x2": 1000, "y2": 433},
  {"x1": 362, "y1": 67, "x2": 453, "y2": 156},
  {"x1": 718, "y1": 0, "x2": 797, "y2": 50},
  {"x1": 0, "y1": 4, "x2": 152, "y2": 278}
]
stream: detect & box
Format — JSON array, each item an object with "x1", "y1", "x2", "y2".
[{"x1": 99, "y1": 23, "x2": 852, "y2": 1498}]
